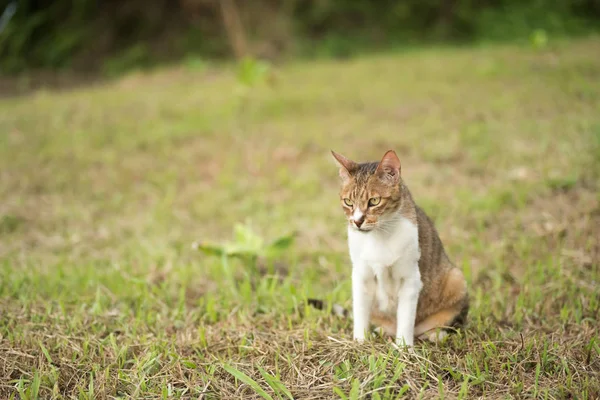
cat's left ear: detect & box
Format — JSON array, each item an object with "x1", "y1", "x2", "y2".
[{"x1": 376, "y1": 150, "x2": 401, "y2": 184}]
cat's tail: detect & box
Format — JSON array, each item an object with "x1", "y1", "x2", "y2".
[{"x1": 307, "y1": 298, "x2": 351, "y2": 318}]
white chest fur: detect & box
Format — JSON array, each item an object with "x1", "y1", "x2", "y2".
[
  {"x1": 348, "y1": 216, "x2": 422, "y2": 345},
  {"x1": 347, "y1": 216, "x2": 420, "y2": 274}
]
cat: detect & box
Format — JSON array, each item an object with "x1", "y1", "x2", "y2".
[{"x1": 309, "y1": 150, "x2": 469, "y2": 346}]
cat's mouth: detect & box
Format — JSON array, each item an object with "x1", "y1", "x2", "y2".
[{"x1": 350, "y1": 224, "x2": 374, "y2": 233}]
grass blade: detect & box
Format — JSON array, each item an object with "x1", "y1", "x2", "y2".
[
  {"x1": 257, "y1": 365, "x2": 294, "y2": 399},
  {"x1": 39, "y1": 342, "x2": 53, "y2": 364},
  {"x1": 222, "y1": 363, "x2": 274, "y2": 400}
]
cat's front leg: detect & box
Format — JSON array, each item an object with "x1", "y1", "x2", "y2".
[
  {"x1": 395, "y1": 272, "x2": 423, "y2": 347},
  {"x1": 352, "y1": 264, "x2": 375, "y2": 341}
]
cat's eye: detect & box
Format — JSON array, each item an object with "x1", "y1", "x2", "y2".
[
  {"x1": 368, "y1": 197, "x2": 381, "y2": 207},
  {"x1": 343, "y1": 198, "x2": 353, "y2": 207}
]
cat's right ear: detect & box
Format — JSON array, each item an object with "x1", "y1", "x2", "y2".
[{"x1": 331, "y1": 150, "x2": 357, "y2": 183}]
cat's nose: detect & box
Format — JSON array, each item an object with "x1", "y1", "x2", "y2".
[{"x1": 354, "y1": 216, "x2": 365, "y2": 228}]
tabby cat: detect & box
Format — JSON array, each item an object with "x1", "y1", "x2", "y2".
[{"x1": 310, "y1": 150, "x2": 469, "y2": 346}]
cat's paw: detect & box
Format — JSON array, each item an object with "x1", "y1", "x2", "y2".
[
  {"x1": 392, "y1": 340, "x2": 415, "y2": 354},
  {"x1": 419, "y1": 329, "x2": 448, "y2": 343},
  {"x1": 394, "y1": 336, "x2": 414, "y2": 348}
]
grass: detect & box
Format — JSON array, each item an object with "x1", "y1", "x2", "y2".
[{"x1": 1, "y1": 36, "x2": 599, "y2": 399}]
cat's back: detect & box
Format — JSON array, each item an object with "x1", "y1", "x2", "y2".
[{"x1": 415, "y1": 204, "x2": 454, "y2": 277}]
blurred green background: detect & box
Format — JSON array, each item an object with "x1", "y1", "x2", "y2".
[{"x1": 1, "y1": 0, "x2": 599, "y2": 76}]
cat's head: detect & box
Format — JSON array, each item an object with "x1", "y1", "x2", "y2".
[{"x1": 331, "y1": 150, "x2": 403, "y2": 233}]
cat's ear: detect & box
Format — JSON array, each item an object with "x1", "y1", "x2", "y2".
[
  {"x1": 331, "y1": 150, "x2": 357, "y2": 183},
  {"x1": 376, "y1": 150, "x2": 401, "y2": 184}
]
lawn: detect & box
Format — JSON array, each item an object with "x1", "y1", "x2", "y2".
[{"x1": 0, "y1": 37, "x2": 599, "y2": 399}]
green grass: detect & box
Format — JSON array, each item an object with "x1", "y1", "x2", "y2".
[{"x1": 1, "y1": 37, "x2": 599, "y2": 399}]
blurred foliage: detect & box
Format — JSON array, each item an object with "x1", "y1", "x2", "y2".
[
  {"x1": 0, "y1": 0, "x2": 599, "y2": 74},
  {"x1": 192, "y1": 222, "x2": 296, "y2": 270},
  {"x1": 236, "y1": 57, "x2": 271, "y2": 88}
]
